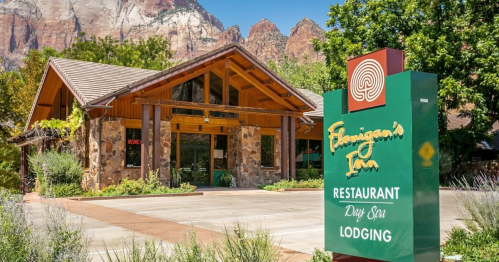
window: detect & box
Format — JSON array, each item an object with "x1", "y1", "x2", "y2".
[
  {"x1": 171, "y1": 132, "x2": 177, "y2": 169},
  {"x1": 208, "y1": 72, "x2": 239, "y2": 118},
  {"x1": 172, "y1": 76, "x2": 204, "y2": 116},
  {"x1": 261, "y1": 135, "x2": 274, "y2": 168},
  {"x1": 214, "y1": 135, "x2": 228, "y2": 169},
  {"x1": 294, "y1": 139, "x2": 323, "y2": 170},
  {"x1": 125, "y1": 128, "x2": 141, "y2": 168}
]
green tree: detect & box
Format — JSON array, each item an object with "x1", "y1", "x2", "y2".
[
  {"x1": 62, "y1": 33, "x2": 174, "y2": 70},
  {"x1": 268, "y1": 55, "x2": 332, "y2": 95},
  {"x1": 313, "y1": 0, "x2": 499, "y2": 162}
]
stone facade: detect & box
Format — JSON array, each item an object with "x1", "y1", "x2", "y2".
[
  {"x1": 86, "y1": 117, "x2": 171, "y2": 189},
  {"x1": 229, "y1": 126, "x2": 282, "y2": 188}
]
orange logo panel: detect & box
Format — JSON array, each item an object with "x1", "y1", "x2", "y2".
[{"x1": 347, "y1": 48, "x2": 404, "y2": 112}]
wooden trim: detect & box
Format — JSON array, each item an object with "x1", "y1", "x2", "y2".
[
  {"x1": 223, "y1": 59, "x2": 230, "y2": 105},
  {"x1": 241, "y1": 85, "x2": 254, "y2": 91},
  {"x1": 259, "y1": 98, "x2": 273, "y2": 103},
  {"x1": 133, "y1": 98, "x2": 303, "y2": 117},
  {"x1": 204, "y1": 73, "x2": 210, "y2": 117},
  {"x1": 36, "y1": 104, "x2": 53, "y2": 108},
  {"x1": 141, "y1": 60, "x2": 226, "y2": 97},
  {"x1": 141, "y1": 105, "x2": 150, "y2": 178},
  {"x1": 228, "y1": 59, "x2": 298, "y2": 111}
]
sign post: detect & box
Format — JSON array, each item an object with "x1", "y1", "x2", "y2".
[{"x1": 324, "y1": 48, "x2": 440, "y2": 262}]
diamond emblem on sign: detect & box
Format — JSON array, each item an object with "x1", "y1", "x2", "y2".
[{"x1": 419, "y1": 142, "x2": 435, "y2": 166}]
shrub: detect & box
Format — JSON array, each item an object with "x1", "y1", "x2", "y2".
[
  {"x1": 296, "y1": 168, "x2": 320, "y2": 181},
  {"x1": 215, "y1": 222, "x2": 282, "y2": 262},
  {"x1": 217, "y1": 170, "x2": 233, "y2": 187},
  {"x1": 0, "y1": 162, "x2": 20, "y2": 191},
  {"x1": 171, "y1": 167, "x2": 182, "y2": 188},
  {"x1": 259, "y1": 179, "x2": 324, "y2": 191},
  {"x1": 29, "y1": 150, "x2": 83, "y2": 185},
  {"x1": 452, "y1": 174, "x2": 499, "y2": 238},
  {"x1": 87, "y1": 169, "x2": 197, "y2": 197},
  {"x1": 0, "y1": 190, "x2": 90, "y2": 261},
  {"x1": 50, "y1": 183, "x2": 84, "y2": 198},
  {"x1": 306, "y1": 248, "x2": 333, "y2": 262},
  {"x1": 442, "y1": 227, "x2": 499, "y2": 262}
]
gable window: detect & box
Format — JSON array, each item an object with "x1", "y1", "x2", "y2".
[
  {"x1": 208, "y1": 72, "x2": 239, "y2": 118},
  {"x1": 125, "y1": 128, "x2": 141, "y2": 168},
  {"x1": 172, "y1": 77, "x2": 204, "y2": 116},
  {"x1": 261, "y1": 135, "x2": 274, "y2": 168}
]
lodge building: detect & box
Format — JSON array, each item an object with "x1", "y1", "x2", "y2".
[{"x1": 9, "y1": 43, "x2": 324, "y2": 189}]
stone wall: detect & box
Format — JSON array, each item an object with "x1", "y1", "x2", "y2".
[
  {"x1": 86, "y1": 117, "x2": 171, "y2": 189},
  {"x1": 229, "y1": 126, "x2": 281, "y2": 188}
]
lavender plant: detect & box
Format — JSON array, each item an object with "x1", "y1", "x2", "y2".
[
  {"x1": 452, "y1": 174, "x2": 499, "y2": 238},
  {"x1": 0, "y1": 190, "x2": 91, "y2": 262}
]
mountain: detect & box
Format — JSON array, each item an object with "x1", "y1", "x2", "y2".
[{"x1": 0, "y1": 0, "x2": 324, "y2": 70}]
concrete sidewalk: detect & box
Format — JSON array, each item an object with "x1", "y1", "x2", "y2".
[
  {"x1": 24, "y1": 192, "x2": 312, "y2": 262},
  {"x1": 24, "y1": 188, "x2": 464, "y2": 262}
]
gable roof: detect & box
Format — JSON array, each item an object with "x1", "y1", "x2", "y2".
[
  {"x1": 298, "y1": 89, "x2": 323, "y2": 119},
  {"x1": 50, "y1": 58, "x2": 157, "y2": 105},
  {"x1": 88, "y1": 43, "x2": 317, "y2": 111}
]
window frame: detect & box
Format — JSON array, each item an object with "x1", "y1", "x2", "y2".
[
  {"x1": 124, "y1": 127, "x2": 142, "y2": 169},
  {"x1": 260, "y1": 132, "x2": 276, "y2": 169}
]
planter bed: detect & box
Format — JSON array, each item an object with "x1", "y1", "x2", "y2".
[{"x1": 67, "y1": 192, "x2": 203, "y2": 201}]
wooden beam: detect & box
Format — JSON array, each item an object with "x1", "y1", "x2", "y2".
[
  {"x1": 204, "y1": 73, "x2": 210, "y2": 118},
  {"x1": 223, "y1": 59, "x2": 230, "y2": 105},
  {"x1": 290, "y1": 117, "x2": 296, "y2": 180},
  {"x1": 262, "y1": 80, "x2": 274, "y2": 85},
  {"x1": 228, "y1": 60, "x2": 298, "y2": 111},
  {"x1": 259, "y1": 97, "x2": 273, "y2": 103},
  {"x1": 280, "y1": 93, "x2": 292, "y2": 98},
  {"x1": 133, "y1": 97, "x2": 303, "y2": 117},
  {"x1": 281, "y1": 116, "x2": 289, "y2": 180},
  {"x1": 141, "y1": 105, "x2": 150, "y2": 179},
  {"x1": 152, "y1": 105, "x2": 161, "y2": 173},
  {"x1": 241, "y1": 85, "x2": 254, "y2": 91},
  {"x1": 141, "y1": 60, "x2": 226, "y2": 97},
  {"x1": 297, "y1": 106, "x2": 310, "y2": 110},
  {"x1": 37, "y1": 104, "x2": 53, "y2": 108},
  {"x1": 244, "y1": 66, "x2": 255, "y2": 71}
]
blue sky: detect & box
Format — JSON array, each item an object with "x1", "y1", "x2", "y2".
[{"x1": 198, "y1": 1, "x2": 342, "y2": 37}]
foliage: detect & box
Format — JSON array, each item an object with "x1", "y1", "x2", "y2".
[
  {"x1": 102, "y1": 222, "x2": 285, "y2": 262},
  {"x1": 49, "y1": 183, "x2": 84, "y2": 198},
  {"x1": 29, "y1": 150, "x2": 83, "y2": 186},
  {"x1": 442, "y1": 227, "x2": 499, "y2": 262},
  {"x1": 62, "y1": 33, "x2": 174, "y2": 71},
  {"x1": 268, "y1": 55, "x2": 332, "y2": 95},
  {"x1": 313, "y1": 0, "x2": 499, "y2": 160},
  {"x1": 0, "y1": 162, "x2": 20, "y2": 191},
  {"x1": 87, "y1": 169, "x2": 197, "y2": 197},
  {"x1": 439, "y1": 149, "x2": 454, "y2": 185},
  {"x1": 217, "y1": 169, "x2": 233, "y2": 187},
  {"x1": 296, "y1": 167, "x2": 320, "y2": 181},
  {"x1": 451, "y1": 174, "x2": 499, "y2": 239},
  {"x1": 0, "y1": 190, "x2": 90, "y2": 261},
  {"x1": 36, "y1": 99, "x2": 85, "y2": 141},
  {"x1": 306, "y1": 248, "x2": 333, "y2": 262},
  {"x1": 170, "y1": 167, "x2": 183, "y2": 188},
  {"x1": 258, "y1": 179, "x2": 324, "y2": 191},
  {"x1": 215, "y1": 221, "x2": 282, "y2": 262},
  {"x1": 0, "y1": 125, "x2": 20, "y2": 191}
]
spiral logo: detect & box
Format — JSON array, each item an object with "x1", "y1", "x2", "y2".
[{"x1": 350, "y1": 59, "x2": 385, "y2": 102}]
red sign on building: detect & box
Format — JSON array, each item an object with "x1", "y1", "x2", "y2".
[{"x1": 347, "y1": 48, "x2": 404, "y2": 112}]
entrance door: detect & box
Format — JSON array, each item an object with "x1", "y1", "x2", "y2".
[{"x1": 179, "y1": 133, "x2": 211, "y2": 187}]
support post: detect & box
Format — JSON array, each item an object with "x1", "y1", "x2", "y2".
[
  {"x1": 20, "y1": 146, "x2": 28, "y2": 194},
  {"x1": 222, "y1": 59, "x2": 230, "y2": 105},
  {"x1": 204, "y1": 73, "x2": 210, "y2": 117},
  {"x1": 141, "y1": 104, "x2": 150, "y2": 179},
  {"x1": 281, "y1": 116, "x2": 289, "y2": 179},
  {"x1": 289, "y1": 116, "x2": 296, "y2": 179},
  {"x1": 152, "y1": 105, "x2": 161, "y2": 173}
]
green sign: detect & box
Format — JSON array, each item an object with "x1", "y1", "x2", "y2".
[{"x1": 324, "y1": 71, "x2": 440, "y2": 261}]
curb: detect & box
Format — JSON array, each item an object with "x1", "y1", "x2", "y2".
[
  {"x1": 67, "y1": 192, "x2": 203, "y2": 201},
  {"x1": 283, "y1": 188, "x2": 324, "y2": 192},
  {"x1": 439, "y1": 187, "x2": 452, "y2": 190}
]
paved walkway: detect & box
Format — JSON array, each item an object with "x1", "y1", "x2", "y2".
[
  {"x1": 24, "y1": 191, "x2": 311, "y2": 262},
  {"x1": 24, "y1": 189, "x2": 463, "y2": 262}
]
